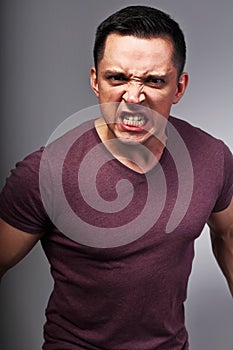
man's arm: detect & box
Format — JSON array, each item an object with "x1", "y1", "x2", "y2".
[
  {"x1": 208, "y1": 197, "x2": 233, "y2": 297},
  {"x1": 0, "y1": 218, "x2": 44, "y2": 280}
]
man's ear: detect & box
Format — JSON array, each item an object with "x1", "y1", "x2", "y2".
[
  {"x1": 90, "y1": 67, "x2": 99, "y2": 97},
  {"x1": 173, "y1": 72, "x2": 189, "y2": 105}
]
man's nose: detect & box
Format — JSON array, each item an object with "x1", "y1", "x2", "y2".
[{"x1": 122, "y1": 81, "x2": 145, "y2": 104}]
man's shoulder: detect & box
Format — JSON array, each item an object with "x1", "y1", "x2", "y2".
[
  {"x1": 12, "y1": 147, "x2": 45, "y2": 175},
  {"x1": 168, "y1": 116, "x2": 233, "y2": 173},
  {"x1": 169, "y1": 115, "x2": 224, "y2": 146},
  {"x1": 44, "y1": 118, "x2": 97, "y2": 154}
]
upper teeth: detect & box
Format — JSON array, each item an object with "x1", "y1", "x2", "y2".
[{"x1": 122, "y1": 114, "x2": 146, "y2": 127}]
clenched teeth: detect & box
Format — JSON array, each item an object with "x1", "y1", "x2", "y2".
[{"x1": 122, "y1": 114, "x2": 147, "y2": 127}]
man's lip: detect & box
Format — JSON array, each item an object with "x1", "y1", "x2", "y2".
[{"x1": 120, "y1": 121, "x2": 148, "y2": 132}]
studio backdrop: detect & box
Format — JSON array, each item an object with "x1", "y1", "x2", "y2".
[{"x1": 0, "y1": 1, "x2": 232, "y2": 349}]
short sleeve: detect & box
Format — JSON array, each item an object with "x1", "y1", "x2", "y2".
[
  {"x1": 0, "y1": 148, "x2": 52, "y2": 234},
  {"x1": 212, "y1": 142, "x2": 233, "y2": 212}
]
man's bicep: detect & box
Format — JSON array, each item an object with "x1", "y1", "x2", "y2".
[
  {"x1": 0, "y1": 218, "x2": 44, "y2": 278},
  {"x1": 208, "y1": 197, "x2": 233, "y2": 235},
  {"x1": 207, "y1": 198, "x2": 233, "y2": 295}
]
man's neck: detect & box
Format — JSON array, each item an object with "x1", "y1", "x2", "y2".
[{"x1": 95, "y1": 118, "x2": 167, "y2": 174}]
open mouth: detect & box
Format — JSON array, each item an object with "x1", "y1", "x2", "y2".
[{"x1": 121, "y1": 113, "x2": 148, "y2": 128}]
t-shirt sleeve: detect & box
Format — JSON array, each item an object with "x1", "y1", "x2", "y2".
[
  {"x1": 212, "y1": 142, "x2": 233, "y2": 212},
  {"x1": 0, "y1": 148, "x2": 52, "y2": 234}
]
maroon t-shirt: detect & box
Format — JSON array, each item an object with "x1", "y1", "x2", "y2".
[{"x1": 0, "y1": 116, "x2": 232, "y2": 349}]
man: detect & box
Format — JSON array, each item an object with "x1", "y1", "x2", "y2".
[{"x1": 0, "y1": 5, "x2": 232, "y2": 350}]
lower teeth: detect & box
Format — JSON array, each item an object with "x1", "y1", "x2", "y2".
[{"x1": 123, "y1": 118, "x2": 146, "y2": 127}]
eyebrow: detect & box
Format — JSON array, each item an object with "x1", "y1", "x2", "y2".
[
  {"x1": 103, "y1": 70, "x2": 128, "y2": 77},
  {"x1": 143, "y1": 74, "x2": 167, "y2": 80},
  {"x1": 103, "y1": 70, "x2": 168, "y2": 80}
]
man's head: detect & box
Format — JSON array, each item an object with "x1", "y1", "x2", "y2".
[
  {"x1": 93, "y1": 5, "x2": 186, "y2": 78},
  {"x1": 90, "y1": 5, "x2": 189, "y2": 149}
]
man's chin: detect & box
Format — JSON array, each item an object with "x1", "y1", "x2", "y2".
[{"x1": 114, "y1": 131, "x2": 152, "y2": 147}]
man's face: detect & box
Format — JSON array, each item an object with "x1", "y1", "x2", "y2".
[{"x1": 90, "y1": 33, "x2": 188, "y2": 146}]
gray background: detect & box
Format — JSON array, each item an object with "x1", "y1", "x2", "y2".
[{"x1": 0, "y1": 0, "x2": 232, "y2": 349}]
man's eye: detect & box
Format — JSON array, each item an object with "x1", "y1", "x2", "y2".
[
  {"x1": 144, "y1": 77, "x2": 165, "y2": 87},
  {"x1": 107, "y1": 75, "x2": 127, "y2": 84}
]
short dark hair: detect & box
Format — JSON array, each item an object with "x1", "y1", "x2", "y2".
[{"x1": 93, "y1": 5, "x2": 186, "y2": 77}]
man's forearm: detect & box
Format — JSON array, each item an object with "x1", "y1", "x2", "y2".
[{"x1": 211, "y1": 230, "x2": 233, "y2": 297}]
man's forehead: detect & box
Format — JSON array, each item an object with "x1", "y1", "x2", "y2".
[
  {"x1": 103, "y1": 34, "x2": 174, "y2": 58},
  {"x1": 100, "y1": 34, "x2": 175, "y2": 75}
]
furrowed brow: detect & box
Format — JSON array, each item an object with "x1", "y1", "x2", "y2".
[
  {"x1": 104, "y1": 70, "x2": 128, "y2": 77},
  {"x1": 144, "y1": 74, "x2": 167, "y2": 80}
]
